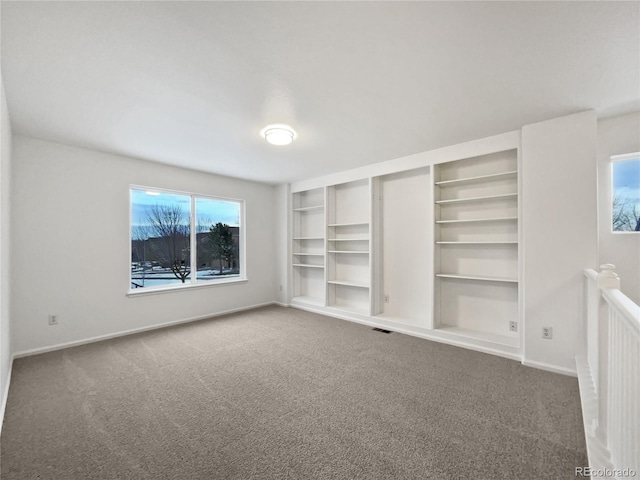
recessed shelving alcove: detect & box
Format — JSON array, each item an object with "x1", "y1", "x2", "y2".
[
  {"x1": 291, "y1": 187, "x2": 325, "y2": 307},
  {"x1": 433, "y1": 149, "x2": 520, "y2": 349}
]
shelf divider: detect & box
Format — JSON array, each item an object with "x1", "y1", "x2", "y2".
[
  {"x1": 435, "y1": 217, "x2": 518, "y2": 224},
  {"x1": 435, "y1": 170, "x2": 517, "y2": 186},
  {"x1": 435, "y1": 241, "x2": 518, "y2": 245},
  {"x1": 327, "y1": 280, "x2": 370, "y2": 288},
  {"x1": 293, "y1": 205, "x2": 323, "y2": 212},
  {"x1": 435, "y1": 193, "x2": 517, "y2": 205},
  {"x1": 435, "y1": 273, "x2": 518, "y2": 283}
]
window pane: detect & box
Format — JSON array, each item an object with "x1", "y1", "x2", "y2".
[
  {"x1": 195, "y1": 197, "x2": 241, "y2": 280},
  {"x1": 131, "y1": 189, "x2": 191, "y2": 289},
  {"x1": 613, "y1": 159, "x2": 640, "y2": 232}
]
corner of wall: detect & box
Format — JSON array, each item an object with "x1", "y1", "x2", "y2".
[{"x1": 0, "y1": 75, "x2": 14, "y2": 430}]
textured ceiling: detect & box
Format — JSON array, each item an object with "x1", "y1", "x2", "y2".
[{"x1": 2, "y1": 1, "x2": 639, "y2": 184}]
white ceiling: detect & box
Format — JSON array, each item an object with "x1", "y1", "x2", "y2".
[{"x1": 1, "y1": 1, "x2": 639, "y2": 185}]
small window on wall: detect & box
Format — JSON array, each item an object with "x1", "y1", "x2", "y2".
[
  {"x1": 130, "y1": 187, "x2": 244, "y2": 292},
  {"x1": 612, "y1": 153, "x2": 640, "y2": 233}
]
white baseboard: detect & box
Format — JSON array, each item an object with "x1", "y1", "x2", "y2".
[
  {"x1": 289, "y1": 303, "x2": 522, "y2": 362},
  {"x1": 13, "y1": 301, "x2": 278, "y2": 359},
  {"x1": 0, "y1": 354, "x2": 14, "y2": 435},
  {"x1": 273, "y1": 301, "x2": 289, "y2": 308},
  {"x1": 521, "y1": 359, "x2": 577, "y2": 377}
]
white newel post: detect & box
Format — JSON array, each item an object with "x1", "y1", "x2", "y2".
[{"x1": 597, "y1": 264, "x2": 621, "y2": 290}]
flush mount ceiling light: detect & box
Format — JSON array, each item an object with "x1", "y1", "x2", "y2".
[{"x1": 261, "y1": 124, "x2": 297, "y2": 146}]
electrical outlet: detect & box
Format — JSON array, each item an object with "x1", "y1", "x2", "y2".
[
  {"x1": 384, "y1": 295, "x2": 390, "y2": 303},
  {"x1": 48, "y1": 314, "x2": 58, "y2": 326},
  {"x1": 542, "y1": 327, "x2": 553, "y2": 339},
  {"x1": 509, "y1": 321, "x2": 518, "y2": 332}
]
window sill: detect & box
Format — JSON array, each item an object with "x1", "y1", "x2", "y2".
[{"x1": 127, "y1": 277, "x2": 248, "y2": 297}]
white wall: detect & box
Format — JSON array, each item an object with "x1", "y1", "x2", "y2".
[
  {"x1": 274, "y1": 183, "x2": 289, "y2": 305},
  {"x1": 378, "y1": 168, "x2": 431, "y2": 326},
  {"x1": 11, "y1": 136, "x2": 277, "y2": 354},
  {"x1": 522, "y1": 111, "x2": 598, "y2": 373},
  {"x1": 0, "y1": 79, "x2": 13, "y2": 419},
  {"x1": 597, "y1": 113, "x2": 640, "y2": 305}
]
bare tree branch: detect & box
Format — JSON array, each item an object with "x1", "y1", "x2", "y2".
[{"x1": 146, "y1": 204, "x2": 191, "y2": 282}]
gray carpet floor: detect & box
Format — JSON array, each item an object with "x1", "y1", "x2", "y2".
[{"x1": 1, "y1": 305, "x2": 587, "y2": 479}]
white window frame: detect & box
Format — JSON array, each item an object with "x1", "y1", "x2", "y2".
[
  {"x1": 611, "y1": 152, "x2": 640, "y2": 235},
  {"x1": 128, "y1": 185, "x2": 247, "y2": 296}
]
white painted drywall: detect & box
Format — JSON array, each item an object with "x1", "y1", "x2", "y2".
[
  {"x1": 0, "y1": 78, "x2": 13, "y2": 418},
  {"x1": 597, "y1": 113, "x2": 640, "y2": 305},
  {"x1": 522, "y1": 111, "x2": 598, "y2": 372},
  {"x1": 11, "y1": 136, "x2": 277, "y2": 354},
  {"x1": 378, "y1": 168, "x2": 430, "y2": 326},
  {"x1": 274, "y1": 183, "x2": 290, "y2": 305}
]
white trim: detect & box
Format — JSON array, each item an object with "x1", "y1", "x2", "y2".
[
  {"x1": 12, "y1": 302, "x2": 276, "y2": 359},
  {"x1": 127, "y1": 278, "x2": 247, "y2": 296},
  {"x1": 130, "y1": 184, "x2": 245, "y2": 205},
  {"x1": 129, "y1": 185, "x2": 246, "y2": 291},
  {"x1": 610, "y1": 152, "x2": 640, "y2": 162},
  {"x1": 521, "y1": 359, "x2": 577, "y2": 377},
  {"x1": 610, "y1": 156, "x2": 640, "y2": 234},
  {"x1": 0, "y1": 354, "x2": 14, "y2": 436},
  {"x1": 273, "y1": 301, "x2": 290, "y2": 308}
]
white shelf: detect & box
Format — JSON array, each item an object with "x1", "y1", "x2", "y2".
[
  {"x1": 435, "y1": 217, "x2": 517, "y2": 224},
  {"x1": 435, "y1": 241, "x2": 518, "y2": 245},
  {"x1": 435, "y1": 170, "x2": 517, "y2": 186},
  {"x1": 327, "y1": 280, "x2": 369, "y2": 288},
  {"x1": 292, "y1": 188, "x2": 326, "y2": 306},
  {"x1": 327, "y1": 238, "x2": 369, "y2": 242},
  {"x1": 437, "y1": 326, "x2": 519, "y2": 348},
  {"x1": 328, "y1": 250, "x2": 370, "y2": 254},
  {"x1": 435, "y1": 273, "x2": 518, "y2": 283},
  {"x1": 328, "y1": 222, "x2": 369, "y2": 227},
  {"x1": 293, "y1": 205, "x2": 323, "y2": 212},
  {"x1": 291, "y1": 295, "x2": 325, "y2": 307},
  {"x1": 435, "y1": 193, "x2": 517, "y2": 205}
]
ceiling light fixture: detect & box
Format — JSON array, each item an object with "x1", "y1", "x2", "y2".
[{"x1": 261, "y1": 124, "x2": 297, "y2": 146}]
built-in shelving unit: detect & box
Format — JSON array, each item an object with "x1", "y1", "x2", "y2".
[
  {"x1": 433, "y1": 149, "x2": 520, "y2": 348},
  {"x1": 288, "y1": 138, "x2": 520, "y2": 358},
  {"x1": 291, "y1": 187, "x2": 326, "y2": 307},
  {"x1": 326, "y1": 179, "x2": 371, "y2": 316}
]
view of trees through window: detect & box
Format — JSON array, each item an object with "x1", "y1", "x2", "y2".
[
  {"x1": 612, "y1": 158, "x2": 640, "y2": 232},
  {"x1": 131, "y1": 189, "x2": 241, "y2": 289}
]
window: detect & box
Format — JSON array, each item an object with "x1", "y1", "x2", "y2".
[
  {"x1": 612, "y1": 153, "x2": 640, "y2": 233},
  {"x1": 130, "y1": 187, "x2": 244, "y2": 292}
]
